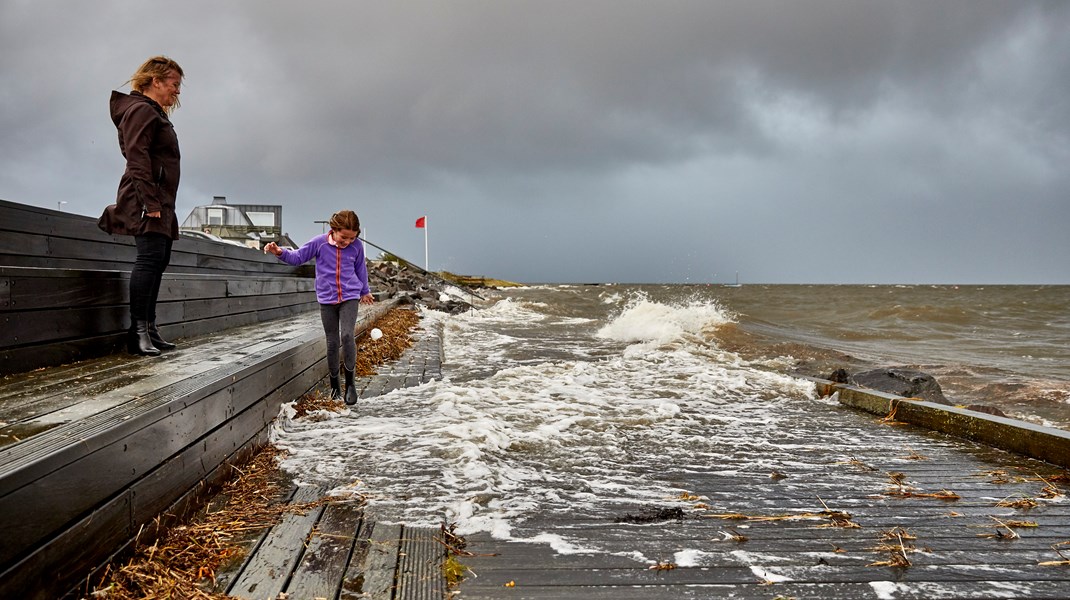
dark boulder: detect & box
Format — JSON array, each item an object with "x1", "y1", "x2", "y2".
[
  {"x1": 827, "y1": 368, "x2": 850, "y2": 384},
  {"x1": 963, "y1": 404, "x2": 1009, "y2": 418},
  {"x1": 848, "y1": 368, "x2": 951, "y2": 405}
]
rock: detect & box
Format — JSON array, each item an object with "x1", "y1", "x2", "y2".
[
  {"x1": 827, "y1": 368, "x2": 850, "y2": 383},
  {"x1": 366, "y1": 260, "x2": 474, "y2": 315},
  {"x1": 963, "y1": 404, "x2": 1008, "y2": 418},
  {"x1": 848, "y1": 368, "x2": 951, "y2": 405}
]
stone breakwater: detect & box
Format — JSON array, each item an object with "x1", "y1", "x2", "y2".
[{"x1": 367, "y1": 260, "x2": 477, "y2": 315}]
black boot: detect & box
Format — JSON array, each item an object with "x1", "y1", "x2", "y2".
[
  {"x1": 132, "y1": 320, "x2": 161, "y2": 356},
  {"x1": 126, "y1": 325, "x2": 139, "y2": 354},
  {"x1": 344, "y1": 368, "x2": 358, "y2": 406},
  {"x1": 329, "y1": 375, "x2": 343, "y2": 401},
  {"x1": 148, "y1": 322, "x2": 176, "y2": 350}
]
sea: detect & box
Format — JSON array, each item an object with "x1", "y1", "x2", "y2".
[{"x1": 272, "y1": 283, "x2": 1070, "y2": 548}]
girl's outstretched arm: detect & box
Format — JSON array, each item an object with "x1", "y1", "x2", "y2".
[{"x1": 268, "y1": 236, "x2": 320, "y2": 265}]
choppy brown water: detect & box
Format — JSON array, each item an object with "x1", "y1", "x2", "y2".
[
  {"x1": 494, "y1": 284, "x2": 1070, "y2": 430},
  {"x1": 653, "y1": 284, "x2": 1070, "y2": 429}
]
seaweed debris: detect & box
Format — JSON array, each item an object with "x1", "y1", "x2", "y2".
[{"x1": 84, "y1": 445, "x2": 327, "y2": 599}]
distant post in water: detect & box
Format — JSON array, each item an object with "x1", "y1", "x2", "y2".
[{"x1": 415, "y1": 215, "x2": 428, "y2": 271}]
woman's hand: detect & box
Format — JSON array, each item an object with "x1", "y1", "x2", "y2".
[
  {"x1": 263, "y1": 242, "x2": 282, "y2": 256},
  {"x1": 360, "y1": 293, "x2": 375, "y2": 304}
]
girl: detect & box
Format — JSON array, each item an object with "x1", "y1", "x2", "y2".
[{"x1": 265, "y1": 210, "x2": 374, "y2": 404}]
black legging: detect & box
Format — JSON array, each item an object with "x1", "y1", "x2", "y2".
[
  {"x1": 320, "y1": 299, "x2": 360, "y2": 376},
  {"x1": 130, "y1": 233, "x2": 173, "y2": 324}
]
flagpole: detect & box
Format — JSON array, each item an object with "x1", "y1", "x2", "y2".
[{"x1": 424, "y1": 216, "x2": 429, "y2": 271}]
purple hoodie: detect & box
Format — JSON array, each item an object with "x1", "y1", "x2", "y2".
[{"x1": 276, "y1": 233, "x2": 370, "y2": 304}]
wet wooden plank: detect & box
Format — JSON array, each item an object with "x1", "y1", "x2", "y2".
[
  {"x1": 340, "y1": 521, "x2": 402, "y2": 600},
  {"x1": 0, "y1": 321, "x2": 323, "y2": 442},
  {"x1": 453, "y1": 562, "x2": 1070, "y2": 586},
  {"x1": 396, "y1": 526, "x2": 446, "y2": 600},
  {"x1": 354, "y1": 325, "x2": 442, "y2": 399},
  {"x1": 451, "y1": 580, "x2": 1070, "y2": 600},
  {"x1": 227, "y1": 485, "x2": 326, "y2": 599},
  {"x1": 0, "y1": 311, "x2": 322, "y2": 412},
  {"x1": 459, "y1": 537, "x2": 1068, "y2": 568},
  {"x1": 285, "y1": 500, "x2": 364, "y2": 598},
  {"x1": 0, "y1": 489, "x2": 132, "y2": 600}
]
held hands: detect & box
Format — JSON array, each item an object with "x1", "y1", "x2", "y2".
[{"x1": 263, "y1": 242, "x2": 282, "y2": 256}]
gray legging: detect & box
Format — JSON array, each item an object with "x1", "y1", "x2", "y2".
[{"x1": 320, "y1": 299, "x2": 360, "y2": 376}]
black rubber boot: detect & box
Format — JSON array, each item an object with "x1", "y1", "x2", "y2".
[
  {"x1": 329, "y1": 375, "x2": 343, "y2": 401},
  {"x1": 148, "y1": 322, "x2": 176, "y2": 350},
  {"x1": 344, "y1": 368, "x2": 358, "y2": 406},
  {"x1": 133, "y1": 320, "x2": 161, "y2": 356}
]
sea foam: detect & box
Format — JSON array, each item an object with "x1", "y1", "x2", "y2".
[
  {"x1": 272, "y1": 289, "x2": 816, "y2": 554},
  {"x1": 596, "y1": 293, "x2": 733, "y2": 346}
]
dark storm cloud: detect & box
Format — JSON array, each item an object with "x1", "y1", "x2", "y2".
[{"x1": 1, "y1": 1, "x2": 1068, "y2": 283}]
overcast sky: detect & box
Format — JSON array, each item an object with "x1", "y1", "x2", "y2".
[{"x1": 2, "y1": 1, "x2": 1068, "y2": 284}]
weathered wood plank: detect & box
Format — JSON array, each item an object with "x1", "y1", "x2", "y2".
[
  {"x1": 0, "y1": 270, "x2": 126, "y2": 311},
  {"x1": 452, "y1": 562, "x2": 1070, "y2": 586},
  {"x1": 285, "y1": 500, "x2": 364, "y2": 598},
  {"x1": 396, "y1": 526, "x2": 446, "y2": 600},
  {"x1": 227, "y1": 485, "x2": 326, "y2": 599},
  {"x1": 0, "y1": 230, "x2": 49, "y2": 257},
  {"x1": 0, "y1": 324, "x2": 322, "y2": 441},
  {"x1": 340, "y1": 521, "x2": 402, "y2": 600},
  {"x1": 0, "y1": 489, "x2": 133, "y2": 600},
  {"x1": 451, "y1": 580, "x2": 1070, "y2": 600},
  {"x1": 459, "y1": 540, "x2": 1069, "y2": 568},
  {"x1": 0, "y1": 311, "x2": 324, "y2": 426},
  {"x1": 0, "y1": 299, "x2": 318, "y2": 376}
]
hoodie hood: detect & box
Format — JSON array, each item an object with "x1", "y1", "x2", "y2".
[{"x1": 110, "y1": 90, "x2": 165, "y2": 127}]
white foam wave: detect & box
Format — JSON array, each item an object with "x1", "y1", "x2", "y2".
[{"x1": 596, "y1": 294, "x2": 733, "y2": 346}]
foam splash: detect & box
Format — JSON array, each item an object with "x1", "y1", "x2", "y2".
[{"x1": 596, "y1": 293, "x2": 733, "y2": 346}]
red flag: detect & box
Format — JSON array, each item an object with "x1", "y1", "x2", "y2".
[{"x1": 415, "y1": 216, "x2": 426, "y2": 228}]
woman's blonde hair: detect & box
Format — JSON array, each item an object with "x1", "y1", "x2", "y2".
[
  {"x1": 330, "y1": 210, "x2": 361, "y2": 236},
  {"x1": 129, "y1": 56, "x2": 184, "y2": 113}
]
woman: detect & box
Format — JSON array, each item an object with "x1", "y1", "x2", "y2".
[
  {"x1": 98, "y1": 56, "x2": 183, "y2": 356},
  {"x1": 264, "y1": 210, "x2": 375, "y2": 405}
]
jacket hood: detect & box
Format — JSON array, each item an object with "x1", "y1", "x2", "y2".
[{"x1": 110, "y1": 90, "x2": 165, "y2": 126}]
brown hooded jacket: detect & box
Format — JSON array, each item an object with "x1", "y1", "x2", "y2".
[{"x1": 98, "y1": 90, "x2": 181, "y2": 239}]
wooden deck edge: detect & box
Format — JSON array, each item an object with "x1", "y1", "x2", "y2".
[
  {"x1": 803, "y1": 375, "x2": 1070, "y2": 468},
  {"x1": 0, "y1": 301, "x2": 398, "y2": 598}
]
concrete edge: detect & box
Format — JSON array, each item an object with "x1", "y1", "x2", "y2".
[{"x1": 800, "y1": 375, "x2": 1070, "y2": 469}]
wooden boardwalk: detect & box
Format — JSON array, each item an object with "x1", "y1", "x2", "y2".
[
  {"x1": 218, "y1": 486, "x2": 447, "y2": 600},
  {"x1": 454, "y1": 416, "x2": 1070, "y2": 599},
  {"x1": 216, "y1": 322, "x2": 448, "y2": 599}
]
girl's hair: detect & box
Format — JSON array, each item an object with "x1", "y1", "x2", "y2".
[
  {"x1": 329, "y1": 210, "x2": 361, "y2": 236},
  {"x1": 129, "y1": 56, "x2": 184, "y2": 112}
]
